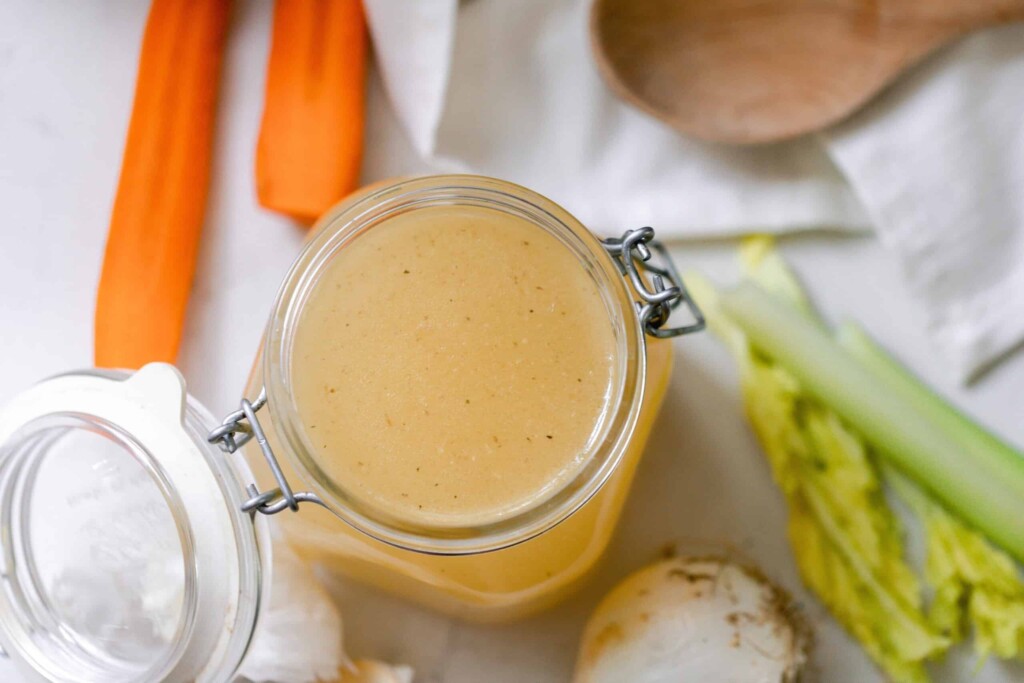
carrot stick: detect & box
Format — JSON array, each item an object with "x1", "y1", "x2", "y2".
[
  {"x1": 94, "y1": 0, "x2": 231, "y2": 369},
  {"x1": 256, "y1": 0, "x2": 368, "y2": 223}
]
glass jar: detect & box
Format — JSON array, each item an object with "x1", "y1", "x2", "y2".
[{"x1": 235, "y1": 175, "x2": 703, "y2": 621}]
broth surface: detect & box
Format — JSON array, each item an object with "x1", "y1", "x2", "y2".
[{"x1": 291, "y1": 205, "x2": 618, "y2": 523}]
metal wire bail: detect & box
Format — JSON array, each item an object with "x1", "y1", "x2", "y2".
[
  {"x1": 207, "y1": 387, "x2": 326, "y2": 517},
  {"x1": 602, "y1": 227, "x2": 706, "y2": 338}
]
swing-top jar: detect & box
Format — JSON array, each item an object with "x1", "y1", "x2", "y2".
[{"x1": 230, "y1": 175, "x2": 703, "y2": 620}]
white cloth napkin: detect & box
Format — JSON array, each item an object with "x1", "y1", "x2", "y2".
[
  {"x1": 822, "y1": 23, "x2": 1024, "y2": 381},
  {"x1": 363, "y1": 0, "x2": 1024, "y2": 382}
]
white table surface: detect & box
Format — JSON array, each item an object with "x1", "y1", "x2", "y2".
[{"x1": 2, "y1": 2, "x2": 1023, "y2": 682}]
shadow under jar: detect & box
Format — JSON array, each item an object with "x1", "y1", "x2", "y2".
[{"x1": 237, "y1": 175, "x2": 702, "y2": 621}]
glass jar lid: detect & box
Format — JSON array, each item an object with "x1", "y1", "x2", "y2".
[{"x1": 0, "y1": 365, "x2": 266, "y2": 683}]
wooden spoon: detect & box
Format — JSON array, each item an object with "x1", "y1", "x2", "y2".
[{"x1": 591, "y1": 0, "x2": 1024, "y2": 144}]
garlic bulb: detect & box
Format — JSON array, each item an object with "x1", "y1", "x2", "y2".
[
  {"x1": 574, "y1": 557, "x2": 809, "y2": 683},
  {"x1": 236, "y1": 530, "x2": 413, "y2": 683},
  {"x1": 237, "y1": 537, "x2": 345, "y2": 682}
]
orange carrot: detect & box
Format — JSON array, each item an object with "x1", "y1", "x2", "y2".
[
  {"x1": 94, "y1": 0, "x2": 231, "y2": 369},
  {"x1": 256, "y1": 0, "x2": 368, "y2": 223}
]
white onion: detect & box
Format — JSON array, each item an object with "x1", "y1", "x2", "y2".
[{"x1": 574, "y1": 557, "x2": 809, "y2": 683}]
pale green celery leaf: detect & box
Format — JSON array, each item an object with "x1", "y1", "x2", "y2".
[
  {"x1": 739, "y1": 350, "x2": 946, "y2": 682},
  {"x1": 803, "y1": 410, "x2": 917, "y2": 599},
  {"x1": 888, "y1": 469, "x2": 1024, "y2": 659}
]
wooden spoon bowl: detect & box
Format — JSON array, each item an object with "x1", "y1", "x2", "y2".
[{"x1": 591, "y1": 0, "x2": 1024, "y2": 144}]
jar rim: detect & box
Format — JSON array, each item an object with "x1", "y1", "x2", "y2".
[{"x1": 263, "y1": 175, "x2": 646, "y2": 554}]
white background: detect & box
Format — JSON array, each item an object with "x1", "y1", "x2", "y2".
[{"x1": 1, "y1": 2, "x2": 1023, "y2": 681}]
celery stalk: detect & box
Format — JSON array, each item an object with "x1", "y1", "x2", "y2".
[
  {"x1": 687, "y1": 270, "x2": 947, "y2": 681},
  {"x1": 836, "y1": 322, "x2": 1024, "y2": 489},
  {"x1": 689, "y1": 240, "x2": 1024, "y2": 676},
  {"x1": 718, "y1": 282, "x2": 1024, "y2": 563}
]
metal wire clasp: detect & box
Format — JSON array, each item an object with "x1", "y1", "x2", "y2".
[
  {"x1": 207, "y1": 388, "x2": 326, "y2": 517},
  {"x1": 602, "y1": 227, "x2": 705, "y2": 338}
]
